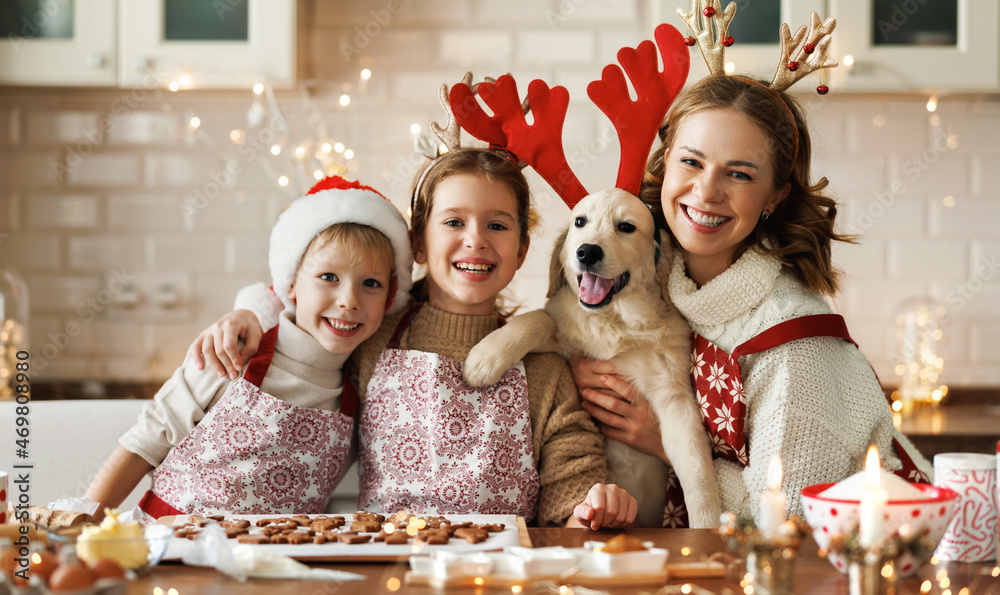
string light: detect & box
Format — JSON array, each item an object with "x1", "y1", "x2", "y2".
[
  {"x1": 360, "y1": 68, "x2": 372, "y2": 80},
  {"x1": 334, "y1": 142, "x2": 345, "y2": 153},
  {"x1": 843, "y1": 55, "x2": 855, "y2": 67},
  {"x1": 178, "y1": 75, "x2": 191, "y2": 88},
  {"x1": 168, "y1": 81, "x2": 180, "y2": 92},
  {"x1": 253, "y1": 83, "x2": 264, "y2": 95},
  {"x1": 344, "y1": 149, "x2": 355, "y2": 160},
  {"x1": 278, "y1": 176, "x2": 289, "y2": 187},
  {"x1": 321, "y1": 142, "x2": 332, "y2": 153},
  {"x1": 926, "y1": 94, "x2": 938, "y2": 112},
  {"x1": 270, "y1": 145, "x2": 281, "y2": 156},
  {"x1": 339, "y1": 94, "x2": 351, "y2": 107}
]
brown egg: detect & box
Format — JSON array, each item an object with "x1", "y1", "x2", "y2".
[
  {"x1": 0, "y1": 545, "x2": 17, "y2": 577},
  {"x1": 48, "y1": 561, "x2": 96, "y2": 592},
  {"x1": 30, "y1": 549, "x2": 59, "y2": 583},
  {"x1": 88, "y1": 557, "x2": 126, "y2": 579}
]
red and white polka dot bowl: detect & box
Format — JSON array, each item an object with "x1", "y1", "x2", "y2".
[{"x1": 800, "y1": 482, "x2": 959, "y2": 577}]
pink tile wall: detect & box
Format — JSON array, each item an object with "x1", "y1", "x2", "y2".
[{"x1": 0, "y1": 0, "x2": 997, "y2": 387}]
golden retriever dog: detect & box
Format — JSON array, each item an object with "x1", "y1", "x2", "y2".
[{"x1": 463, "y1": 188, "x2": 722, "y2": 528}]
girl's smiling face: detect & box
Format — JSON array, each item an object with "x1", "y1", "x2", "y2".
[
  {"x1": 414, "y1": 173, "x2": 529, "y2": 316},
  {"x1": 661, "y1": 108, "x2": 790, "y2": 286}
]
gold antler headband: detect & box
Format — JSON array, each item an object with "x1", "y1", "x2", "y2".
[{"x1": 677, "y1": 0, "x2": 838, "y2": 95}]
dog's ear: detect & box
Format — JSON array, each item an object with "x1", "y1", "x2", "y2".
[
  {"x1": 655, "y1": 228, "x2": 676, "y2": 306},
  {"x1": 547, "y1": 226, "x2": 570, "y2": 299}
]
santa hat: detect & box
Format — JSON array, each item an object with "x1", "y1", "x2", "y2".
[{"x1": 269, "y1": 176, "x2": 413, "y2": 314}]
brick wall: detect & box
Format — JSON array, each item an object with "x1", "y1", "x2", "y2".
[{"x1": 1, "y1": 0, "x2": 998, "y2": 386}]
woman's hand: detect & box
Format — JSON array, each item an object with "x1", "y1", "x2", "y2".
[
  {"x1": 567, "y1": 483, "x2": 637, "y2": 530},
  {"x1": 188, "y1": 310, "x2": 263, "y2": 379},
  {"x1": 572, "y1": 356, "x2": 669, "y2": 463}
]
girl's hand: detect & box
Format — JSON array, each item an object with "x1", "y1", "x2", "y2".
[
  {"x1": 188, "y1": 310, "x2": 263, "y2": 379},
  {"x1": 568, "y1": 483, "x2": 637, "y2": 530}
]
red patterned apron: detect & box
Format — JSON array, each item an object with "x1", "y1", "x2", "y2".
[
  {"x1": 358, "y1": 305, "x2": 540, "y2": 519},
  {"x1": 662, "y1": 314, "x2": 930, "y2": 528},
  {"x1": 138, "y1": 325, "x2": 357, "y2": 518}
]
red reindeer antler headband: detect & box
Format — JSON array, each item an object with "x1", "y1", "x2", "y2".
[{"x1": 449, "y1": 23, "x2": 690, "y2": 209}]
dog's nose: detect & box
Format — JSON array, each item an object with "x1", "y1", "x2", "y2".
[{"x1": 576, "y1": 244, "x2": 604, "y2": 267}]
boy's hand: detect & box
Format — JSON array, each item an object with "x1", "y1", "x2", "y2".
[
  {"x1": 188, "y1": 310, "x2": 263, "y2": 379},
  {"x1": 568, "y1": 483, "x2": 637, "y2": 530}
]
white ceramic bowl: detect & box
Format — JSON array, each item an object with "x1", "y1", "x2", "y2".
[
  {"x1": 500, "y1": 547, "x2": 578, "y2": 578},
  {"x1": 800, "y1": 482, "x2": 959, "y2": 576},
  {"x1": 582, "y1": 541, "x2": 668, "y2": 576}
]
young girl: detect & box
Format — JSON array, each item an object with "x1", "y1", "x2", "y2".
[
  {"x1": 86, "y1": 177, "x2": 413, "y2": 519},
  {"x1": 192, "y1": 149, "x2": 636, "y2": 529},
  {"x1": 573, "y1": 74, "x2": 933, "y2": 526}
]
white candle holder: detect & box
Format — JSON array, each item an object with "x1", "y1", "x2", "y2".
[{"x1": 719, "y1": 512, "x2": 811, "y2": 595}]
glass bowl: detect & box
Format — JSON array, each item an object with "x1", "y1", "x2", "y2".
[{"x1": 50, "y1": 523, "x2": 174, "y2": 576}]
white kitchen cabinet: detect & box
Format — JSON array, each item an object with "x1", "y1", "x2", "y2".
[
  {"x1": 0, "y1": 0, "x2": 117, "y2": 86},
  {"x1": 827, "y1": 0, "x2": 999, "y2": 92},
  {"x1": 0, "y1": 0, "x2": 295, "y2": 88},
  {"x1": 651, "y1": 0, "x2": 826, "y2": 88}
]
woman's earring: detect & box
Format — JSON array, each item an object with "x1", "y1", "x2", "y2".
[{"x1": 761, "y1": 210, "x2": 770, "y2": 221}]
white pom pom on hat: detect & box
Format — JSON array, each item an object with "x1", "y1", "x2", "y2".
[{"x1": 269, "y1": 176, "x2": 413, "y2": 314}]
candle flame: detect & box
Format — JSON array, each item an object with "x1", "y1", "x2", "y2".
[
  {"x1": 865, "y1": 445, "x2": 881, "y2": 489},
  {"x1": 766, "y1": 455, "x2": 782, "y2": 491}
]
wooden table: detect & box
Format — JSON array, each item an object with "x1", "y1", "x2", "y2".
[{"x1": 127, "y1": 528, "x2": 999, "y2": 594}]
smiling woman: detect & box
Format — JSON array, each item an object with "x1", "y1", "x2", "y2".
[{"x1": 574, "y1": 73, "x2": 935, "y2": 526}]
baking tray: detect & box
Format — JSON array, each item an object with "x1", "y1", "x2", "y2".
[{"x1": 160, "y1": 513, "x2": 530, "y2": 563}]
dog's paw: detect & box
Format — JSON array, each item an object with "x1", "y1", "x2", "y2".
[{"x1": 462, "y1": 345, "x2": 509, "y2": 387}]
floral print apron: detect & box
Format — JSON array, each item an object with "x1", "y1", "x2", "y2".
[
  {"x1": 139, "y1": 325, "x2": 357, "y2": 518},
  {"x1": 662, "y1": 314, "x2": 930, "y2": 528},
  {"x1": 358, "y1": 305, "x2": 540, "y2": 519}
]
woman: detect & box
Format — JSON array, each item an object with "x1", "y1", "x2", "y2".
[{"x1": 573, "y1": 74, "x2": 932, "y2": 526}]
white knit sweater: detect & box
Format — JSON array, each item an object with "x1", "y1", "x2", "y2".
[{"x1": 668, "y1": 250, "x2": 933, "y2": 520}]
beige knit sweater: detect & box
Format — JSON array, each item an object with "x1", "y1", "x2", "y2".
[
  {"x1": 668, "y1": 250, "x2": 933, "y2": 520},
  {"x1": 351, "y1": 301, "x2": 609, "y2": 526}
]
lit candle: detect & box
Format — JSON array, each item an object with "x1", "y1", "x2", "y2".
[
  {"x1": 759, "y1": 455, "x2": 787, "y2": 534},
  {"x1": 859, "y1": 445, "x2": 888, "y2": 548}
]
